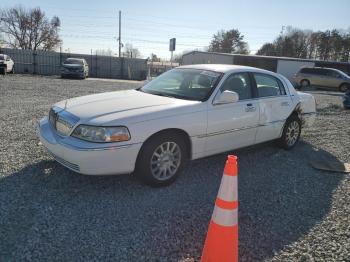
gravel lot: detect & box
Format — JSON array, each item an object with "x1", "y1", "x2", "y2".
[{"x1": 1, "y1": 75, "x2": 349, "y2": 261}]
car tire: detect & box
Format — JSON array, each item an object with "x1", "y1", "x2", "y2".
[
  {"x1": 300, "y1": 79, "x2": 310, "y2": 89},
  {"x1": 279, "y1": 115, "x2": 302, "y2": 150},
  {"x1": 136, "y1": 132, "x2": 188, "y2": 186},
  {"x1": 339, "y1": 83, "x2": 349, "y2": 92},
  {"x1": 10, "y1": 66, "x2": 14, "y2": 74}
]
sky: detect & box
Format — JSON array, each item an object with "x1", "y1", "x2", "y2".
[{"x1": 1, "y1": 0, "x2": 350, "y2": 59}]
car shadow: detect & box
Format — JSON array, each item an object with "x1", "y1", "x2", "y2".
[{"x1": 0, "y1": 141, "x2": 344, "y2": 261}]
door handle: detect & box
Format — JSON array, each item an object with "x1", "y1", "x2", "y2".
[
  {"x1": 245, "y1": 103, "x2": 256, "y2": 112},
  {"x1": 281, "y1": 101, "x2": 290, "y2": 106}
]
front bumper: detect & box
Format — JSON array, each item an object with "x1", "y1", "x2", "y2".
[
  {"x1": 38, "y1": 117, "x2": 142, "y2": 175},
  {"x1": 61, "y1": 72, "x2": 85, "y2": 78}
]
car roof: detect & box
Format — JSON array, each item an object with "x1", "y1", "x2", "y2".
[
  {"x1": 302, "y1": 67, "x2": 337, "y2": 71},
  {"x1": 177, "y1": 64, "x2": 272, "y2": 74}
]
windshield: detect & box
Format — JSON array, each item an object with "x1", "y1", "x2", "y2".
[
  {"x1": 140, "y1": 68, "x2": 222, "y2": 101},
  {"x1": 334, "y1": 69, "x2": 349, "y2": 78},
  {"x1": 0, "y1": 55, "x2": 4, "y2": 60},
  {"x1": 64, "y1": 59, "x2": 83, "y2": 65}
]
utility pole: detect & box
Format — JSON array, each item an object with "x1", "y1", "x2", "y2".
[{"x1": 118, "y1": 10, "x2": 121, "y2": 57}]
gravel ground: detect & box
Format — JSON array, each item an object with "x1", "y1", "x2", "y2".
[{"x1": 0, "y1": 75, "x2": 349, "y2": 261}]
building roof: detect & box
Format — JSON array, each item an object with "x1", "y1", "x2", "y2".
[
  {"x1": 177, "y1": 64, "x2": 272, "y2": 73},
  {"x1": 182, "y1": 50, "x2": 350, "y2": 65}
]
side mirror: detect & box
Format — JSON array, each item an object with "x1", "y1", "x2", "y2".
[{"x1": 214, "y1": 90, "x2": 239, "y2": 105}]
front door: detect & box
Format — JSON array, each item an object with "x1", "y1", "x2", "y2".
[{"x1": 205, "y1": 72, "x2": 260, "y2": 155}]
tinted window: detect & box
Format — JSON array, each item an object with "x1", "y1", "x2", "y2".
[
  {"x1": 315, "y1": 68, "x2": 328, "y2": 76},
  {"x1": 220, "y1": 73, "x2": 252, "y2": 100},
  {"x1": 325, "y1": 70, "x2": 340, "y2": 78},
  {"x1": 300, "y1": 68, "x2": 316, "y2": 74},
  {"x1": 254, "y1": 73, "x2": 286, "y2": 97},
  {"x1": 300, "y1": 68, "x2": 325, "y2": 75}
]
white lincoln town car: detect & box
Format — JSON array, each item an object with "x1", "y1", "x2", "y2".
[{"x1": 38, "y1": 64, "x2": 316, "y2": 186}]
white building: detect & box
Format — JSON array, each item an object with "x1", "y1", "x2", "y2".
[{"x1": 182, "y1": 51, "x2": 350, "y2": 83}]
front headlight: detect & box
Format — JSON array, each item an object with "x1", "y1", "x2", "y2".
[{"x1": 72, "y1": 125, "x2": 131, "y2": 143}]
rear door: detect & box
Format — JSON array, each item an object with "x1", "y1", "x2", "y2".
[{"x1": 253, "y1": 73, "x2": 293, "y2": 143}]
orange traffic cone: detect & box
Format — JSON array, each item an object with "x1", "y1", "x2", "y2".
[{"x1": 201, "y1": 155, "x2": 238, "y2": 262}]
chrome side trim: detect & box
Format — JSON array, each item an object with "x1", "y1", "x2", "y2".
[
  {"x1": 195, "y1": 119, "x2": 286, "y2": 138},
  {"x1": 196, "y1": 125, "x2": 258, "y2": 138}
]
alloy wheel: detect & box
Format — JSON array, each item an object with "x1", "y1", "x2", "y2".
[
  {"x1": 285, "y1": 121, "x2": 300, "y2": 147},
  {"x1": 150, "y1": 141, "x2": 181, "y2": 181}
]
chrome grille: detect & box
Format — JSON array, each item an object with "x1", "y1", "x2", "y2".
[{"x1": 48, "y1": 106, "x2": 79, "y2": 136}]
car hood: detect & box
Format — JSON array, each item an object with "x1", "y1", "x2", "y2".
[{"x1": 54, "y1": 90, "x2": 199, "y2": 124}]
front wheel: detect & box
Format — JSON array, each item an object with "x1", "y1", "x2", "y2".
[
  {"x1": 279, "y1": 115, "x2": 301, "y2": 149},
  {"x1": 136, "y1": 133, "x2": 188, "y2": 186}
]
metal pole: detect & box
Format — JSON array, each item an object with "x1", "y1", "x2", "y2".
[
  {"x1": 170, "y1": 51, "x2": 173, "y2": 68},
  {"x1": 118, "y1": 10, "x2": 121, "y2": 57}
]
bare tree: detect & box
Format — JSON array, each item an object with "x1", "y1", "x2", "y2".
[
  {"x1": 0, "y1": 6, "x2": 61, "y2": 51},
  {"x1": 123, "y1": 43, "x2": 141, "y2": 58},
  {"x1": 256, "y1": 27, "x2": 350, "y2": 62},
  {"x1": 96, "y1": 49, "x2": 113, "y2": 56}
]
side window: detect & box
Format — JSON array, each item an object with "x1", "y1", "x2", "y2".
[
  {"x1": 254, "y1": 73, "x2": 286, "y2": 97},
  {"x1": 327, "y1": 70, "x2": 339, "y2": 78},
  {"x1": 301, "y1": 68, "x2": 313, "y2": 74},
  {"x1": 300, "y1": 68, "x2": 308, "y2": 74},
  {"x1": 315, "y1": 68, "x2": 326, "y2": 76},
  {"x1": 220, "y1": 73, "x2": 252, "y2": 100}
]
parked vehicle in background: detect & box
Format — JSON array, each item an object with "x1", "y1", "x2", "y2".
[
  {"x1": 61, "y1": 58, "x2": 89, "y2": 79},
  {"x1": 0, "y1": 54, "x2": 15, "y2": 74},
  {"x1": 293, "y1": 67, "x2": 350, "y2": 92},
  {"x1": 39, "y1": 64, "x2": 316, "y2": 186}
]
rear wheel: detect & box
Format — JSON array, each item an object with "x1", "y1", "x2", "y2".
[
  {"x1": 10, "y1": 66, "x2": 14, "y2": 74},
  {"x1": 136, "y1": 133, "x2": 188, "y2": 186},
  {"x1": 279, "y1": 115, "x2": 301, "y2": 149},
  {"x1": 339, "y1": 83, "x2": 349, "y2": 92},
  {"x1": 300, "y1": 79, "x2": 310, "y2": 89}
]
